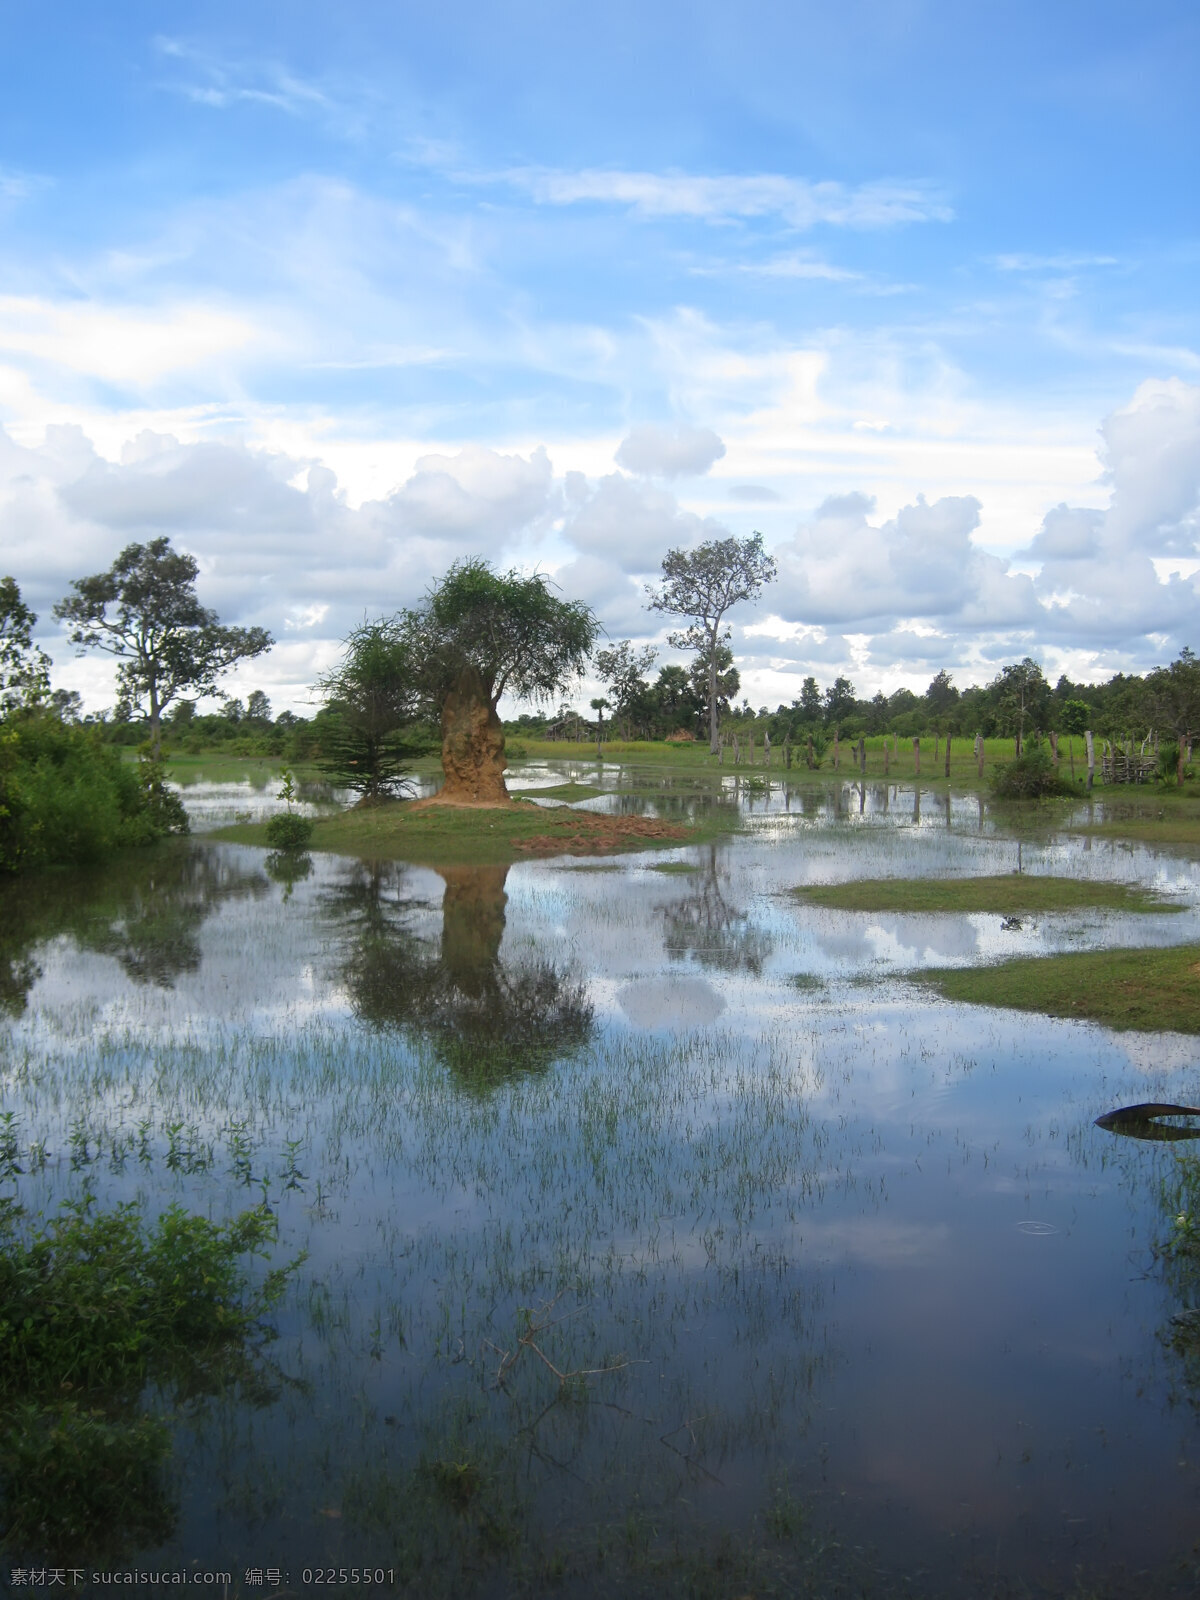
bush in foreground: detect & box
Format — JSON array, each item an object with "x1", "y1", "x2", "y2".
[
  {"x1": 0, "y1": 1191, "x2": 299, "y2": 1558},
  {"x1": 0, "y1": 713, "x2": 188, "y2": 873}
]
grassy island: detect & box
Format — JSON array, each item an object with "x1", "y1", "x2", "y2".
[
  {"x1": 792, "y1": 874, "x2": 1179, "y2": 915},
  {"x1": 213, "y1": 796, "x2": 704, "y2": 865},
  {"x1": 917, "y1": 943, "x2": 1200, "y2": 1033}
]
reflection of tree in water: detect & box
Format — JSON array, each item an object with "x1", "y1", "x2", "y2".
[
  {"x1": 661, "y1": 846, "x2": 773, "y2": 975},
  {"x1": 331, "y1": 861, "x2": 593, "y2": 1085},
  {"x1": 0, "y1": 845, "x2": 270, "y2": 1014}
]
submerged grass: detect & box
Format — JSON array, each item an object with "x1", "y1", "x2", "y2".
[
  {"x1": 793, "y1": 874, "x2": 1180, "y2": 915},
  {"x1": 917, "y1": 942, "x2": 1200, "y2": 1032}
]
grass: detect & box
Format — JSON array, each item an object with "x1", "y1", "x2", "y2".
[
  {"x1": 507, "y1": 780, "x2": 607, "y2": 801},
  {"x1": 917, "y1": 943, "x2": 1200, "y2": 1032},
  {"x1": 212, "y1": 794, "x2": 725, "y2": 864},
  {"x1": 792, "y1": 874, "x2": 1180, "y2": 915}
]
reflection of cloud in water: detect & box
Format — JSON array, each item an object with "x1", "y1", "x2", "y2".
[
  {"x1": 1116, "y1": 1031, "x2": 1200, "y2": 1076},
  {"x1": 617, "y1": 975, "x2": 725, "y2": 1030},
  {"x1": 864, "y1": 913, "x2": 985, "y2": 962},
  {"x1": 794, "y1": 1217, "x2": 951, "y2": 1268}
]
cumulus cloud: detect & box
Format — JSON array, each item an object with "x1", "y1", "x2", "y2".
[
  {"x1": 0, "y1": 425, "x2": 561, "y2": 710},
  {"x1": 772, "y1": 490, "x2": 1039, "y2": 631},
  {"x1": 614, "y1": 424, "x2": 725, "y2": 479},
  {"x1": 4, "y1": 377, "x2": 1200, "y2": 717}
]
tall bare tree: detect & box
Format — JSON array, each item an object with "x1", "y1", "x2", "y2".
[{"x1": 646, "y1": 533, "x2": 776, "y2": 753}]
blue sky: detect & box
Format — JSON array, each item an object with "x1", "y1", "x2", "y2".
[{"x1": 1, "y1": 1, "x2": 1198, "y2": 712}]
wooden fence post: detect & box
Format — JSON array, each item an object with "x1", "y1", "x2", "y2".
[
  {"x1": 975, "y1": 733, "x2": 984, "y2": 778},
  {"x1": 1049, "y1": 731, "x2": 1059, "y2": 768},
  {"x1": 833, "y1": 728, "x2": 840, "y2": 770},
  {"x1": 913, "y1": 736, "x2": 920, "y2": 777},
  {"x1": 944, "y1": 733, "x2": 951, "y2": 779},
  {"x1": 858, "y1": 737, "x2": 866, "y2": 776},
  {"x1": 1085, "y1": 729, "x2": 1095, "y2": 790},
  {"x1": 884, "y1": 739, "x2": 890, "y2": 776}
]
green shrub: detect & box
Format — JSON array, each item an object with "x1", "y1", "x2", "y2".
[
  {"x1": 265, "y1": 812, "x2": 314, "y2": 851},
  {"x1": 0, "y1": 1193, "x2": 300, "y2": 1559},
  {"x1": 990, "y1": 741, "x2": 1078, "y2": 800},
  {"x1": 0, "y1": 713, "x2": 187, "y2": 873}
]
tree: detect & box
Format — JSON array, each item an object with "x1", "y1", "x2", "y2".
[
  {"x1": 1141, "y1": 648, "x2": 1200, "y2": 785},
  {"x1": 688, "y1": 644, "x2": 738, "y2": 731},
  {"x1": 245, "y1": 690, "x2": 272, "y2": 723},
  {"x1": 594, "y1": 640, "x2": 658, "y2": 738},
  {"x1": 823, "y1": 675, "x2": 857, "y2": 726},
  {"x1": 402, "y1": 559, "x2": 598, "y2": 803},
  {"x1": 796, "y1": 677, "x2": 822, "y2": 721},
  {"x1": 54, "y1": 539, "x2": 273, "y2": 756},
  {"x1": 590, "y1": 696, "x2": 610, "y2": 758},
  {"x1": 0, "y1": 577, "x2": 51, "y2": 713},
  {"x1": 646, "y1": 533, "x2": 777, "y2": 753},
  {"x1": 988, "y1": 658, "x2": 1050, "y2": 754},
  {"x1": 647, "y1": 663, "x2": 704, "y2": 738},
  {"x1": 924, "y1": 669, "x2": 959, "y2": 724},
  {"x1": 318, "y1": 618, "x2": 425, "y2": 802}
]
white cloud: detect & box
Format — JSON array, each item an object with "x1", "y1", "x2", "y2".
[
  {"x1": 615, "y1": 424, "x2": 726, "y2": 479},
  {"x1": 993, "y1": 253, "x2": 1120, "y2": 273},
  {"x1": 4, "y1": 378, "x2": 1199, "y2": 718},
  {"x1": 0, "y1": 295, "x2": 264, "y2": 387},
  {"x1": 494, "y1": 167, "x2": 953, "y2": 230}
]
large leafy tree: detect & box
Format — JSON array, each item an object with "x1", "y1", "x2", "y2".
[
  {"x1": 0, "y1": 577, "x2": 51, "y2": 713},
  {"x1": 594, "y1": 639, "x2": 658, "y2": 738},
  {"x1": 54, "y1": 539, "x2": 272, "y2": 755},
  {"x1": 318, "y1": 618, "x2": 428, "y2": 802},
  {"x1": 987, "y1": 658, "x2": 1051, "y2": 753},
  {"x1": 402, "y1": 558, "x2": 598, "y2": 803},
  {"x1": 1141, "y1": 647, "x2": 1200, "y2": 784},
  {"x1": 646, "y1": 532, "x2": 776, "y2": 753}
]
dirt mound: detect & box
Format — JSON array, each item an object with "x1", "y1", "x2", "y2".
[{"x1": 513, "y1": 813, "x2": 690, "y2": 855}]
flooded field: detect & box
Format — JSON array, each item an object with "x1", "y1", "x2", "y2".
[{"x1": 2, "y1": 763, "x2": 1199, "y2": 1596}]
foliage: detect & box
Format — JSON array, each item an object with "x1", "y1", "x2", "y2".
[
  {"x1": 0, "y1": 1192, "x2": 299, "y2": 1558},
  {"x1": 318, "y1": 618, "x2": 429, "y2": 799},
  {"x1": 54, "y1": 537, "x2": 273, "y2": 753},
  {"x1": 594, "y1": 639, "x2": 658, "y2": 736},
  {"x1": 404, "y1": 558, "x2": 599, "y2": 710},
  {"x1": 265, "y1": 812, "x2": 315, "y2": 850},
  {"x1": 0, "y1": 713, "x2": 185, "y2": 874},
  {"x1": 1142, "y1": 647, "x2": 1200, "y2": 743},
  {"x1": 0, "y1": 577, "x2": 51, "y2": 712},
  {"x1": 1060, "y1": 698, "x2": 1091, "y2": 737},
  {"x1": 646, "y1": 533, "x2": 776, "y2": 751},
  {"x1": 987, "y1": 657, "x2": 1051, "y2": 745},
  {"x1": 990, "y1": 741, "x2": 1078, "y2": 799}
]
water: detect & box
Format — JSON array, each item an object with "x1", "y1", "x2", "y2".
[{"x1": 2, "y1": 765, "x2": 1199, "y2": 1596}]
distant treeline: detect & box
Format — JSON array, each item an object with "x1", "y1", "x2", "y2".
[
  {"x1": 87, "y1": 650, "x2": 1198, "y2": 757},
  {"x1": 509, "y1": 651, "x2": 1199, "y2": 751}
]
